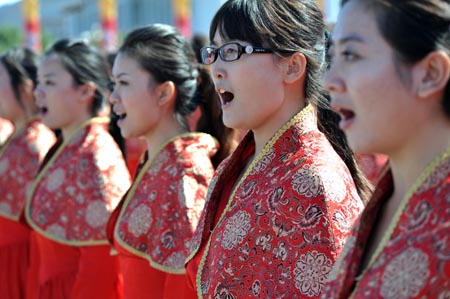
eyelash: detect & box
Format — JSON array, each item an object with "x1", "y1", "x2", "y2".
[{"x1": 341, "y1": 50, "x2": 359, "y2": 61}]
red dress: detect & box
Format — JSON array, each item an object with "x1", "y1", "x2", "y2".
[
  {"x1": 0, "y1": 120, "x2": 55, "y2": 299},
  {"x1": 321, "y1": 148, "x2": 450, "y2": 298},
  {"x1": 109, "y1": 133, "x2": 218, "y2": 299},
  {"x1": 0, "y1": 117, "x2": 13, "y2": 145},
  {"x1": 185, "y1": 105, "x2": 365, "y2": 298},
  {"x1": 25, "y1": 118, "x2": 131, "y2": 299}
]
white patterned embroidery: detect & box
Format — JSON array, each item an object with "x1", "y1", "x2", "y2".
[
  {"x1": 85, "y1": 200, "x2": 110, "y2": 228},
  {"x1": 292, "y1": 166, "x2": 323, "y2": 197},
  {"x1": 163, "y1": 251, "x2": 185, "y2": 268},
  {"x1": 381, "y1": 248, "x2": 430, "y2": 299},
  {"x1": 294, "y1": 250, "x2": 333, "y2": 297},
  {"x1": 0, "y1": 202, "x2": 11, "y2": 214},
  {"x1": 221, "y1": 211, "x2": 251, "y2": 250},
  {"x1": 127, "y1": 204, "x2": 152, "y2": 237},
  {"x1": 46, "y1": 168, "x2": 66, "y2": 192},
  {"x1": 0, "y1": 159, "x2": 9, "y2": 175},
  {"x1": 46, "y1": 223, "x2": 67, "y2": 239}
]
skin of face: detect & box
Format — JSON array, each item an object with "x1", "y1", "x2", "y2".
[
  {"x1": 34, "y1": 53, "x2": 91, "y2": 138},
  {"x1": 210, "y1": 32, "x2": 290, "y2": 136},
  {"x1": 323, "y1": 0, "x2": 421, "y2": 156},
  {"x1": 110, "y1": 52, "x2": 163, "y2": 140},
  {"x1": 0, "y1": 62, "x2": 23, "y2": 123}
]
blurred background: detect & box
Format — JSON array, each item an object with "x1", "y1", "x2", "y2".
[{"x1": 0, "y1": 0, "x2": 340, "y2": 53}]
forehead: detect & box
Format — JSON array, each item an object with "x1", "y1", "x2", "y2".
[
  {"x1": 333, "y1": 1, "x2": 379, "y2": 46},
  {"x1": 39, "y1": 54, "x2": 66, "y2": 73},
  {"x1": 112, "y1": 52, "x2": 140, "y2": 73}
]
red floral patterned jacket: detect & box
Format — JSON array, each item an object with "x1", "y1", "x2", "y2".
[{"x1": 186, "y1": 105, "x2": 364, "y2": 298}]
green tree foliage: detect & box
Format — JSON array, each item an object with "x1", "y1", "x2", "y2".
[{"x1": 0, "y1": 26, "x2": 22, "y2": 53}]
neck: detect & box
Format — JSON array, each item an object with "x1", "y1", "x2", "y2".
[
  {"x1": 144, "y1": 115, "x2": 187, "y2": 159},
  {"x1": 252, "y1": 95, "x2": 307, "y2": 157},
  {"x1": 388, "y1": 119, "x2": 450, "y2": 202},
  {"x1": 61, "y1": 114, "x2": 93, "y2": 140}
]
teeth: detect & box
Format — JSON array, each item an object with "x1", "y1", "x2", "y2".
[{"x1": 219, "y1": 89, "x2": 226, "y2": 94}]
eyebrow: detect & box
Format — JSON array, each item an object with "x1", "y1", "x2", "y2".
[
  {"x1": 330, "y1": 34, "x2": 365, "y2": 46},
  {"x1": 42, "y1": 72, "x2": 57, "y2": 78},
  {"x1": 112, "y1": 72, "x2": 129, "y2": 79}
]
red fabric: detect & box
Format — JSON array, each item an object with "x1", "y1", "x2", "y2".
[
  {"x1": 30, "y1": 233, "x2": 122, "y2": 299},
  {"x1": 322, "y1": 152, "x2": 450, "y2": 298},
  {"x1": 125, "y1": 137, "x2": 146, "y2": 177},
  {"x1": 0, "y1": 120, "x2": 55, "y2": 299},
  {"x1": 111, "y1": 133, "x2": 217, "y2": 298},
  {"x1": 186, "y1": 106, "x2": 364, "y2": 298},
  {"x1": 356, "y1": 153, "x2": 389, "y2": 185},
  {"x1": 0, "y1": 217, "x2": 29, "y2": 299}
]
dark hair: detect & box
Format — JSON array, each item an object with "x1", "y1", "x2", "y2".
[
  {"x1": 45, "y1": 39, "x2": 110, "y2": 116},
  {"x1": 210, "y1": 0, "x2": 372, "y2": 200},
  {"x1": 341, "y1": 0, "x2": 450, "y2": 118},
  {"x1": 118, "y1": 24, "x2": 237, "y2": 167},
  {"x1": 0, "y1": 47, "x2": 39, "y2": 110}
]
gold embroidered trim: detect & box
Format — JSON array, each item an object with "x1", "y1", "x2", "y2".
[
  {"x1": 196, "y1": 104, "x2": 314, "y2": 298},
  {"x1": 114, "y1": 132, "x2": 215, "y2": 274},
  {"x1": 349, "y1": 145, "x2": 450, "y2": 299},
  {"x1": 25, "y1": 117, "x2": 111, "y2": 246}
]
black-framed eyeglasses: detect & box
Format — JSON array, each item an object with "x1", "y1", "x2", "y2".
[{"x1": 200, "y1": 42, "x2": 276, "y2": 65}]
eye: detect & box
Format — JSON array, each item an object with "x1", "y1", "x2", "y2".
[{"x1": 341, "y1": 50, "x2": 359, "y2": 62}]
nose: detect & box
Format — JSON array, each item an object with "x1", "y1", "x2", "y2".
[
  {"x1": 322, "y1": 66, "x2": 345, "y2": 94},
  {"x1": 210, "y1": 59, "x2": 226, "y2": 81},
  {"x1": 108, "y1": 89, "x2": 120, "y2": 105},
  {"x1": 33, "y1": 84, "x2": 44, "y2": 102}
]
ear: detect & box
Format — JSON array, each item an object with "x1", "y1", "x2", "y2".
[
  {"x1": 19, "y1": 79, "x2": 34, "y2": 99},
  {"x1": 79, "y1": 82, "x2": 96, "y2": 103},
  {"x1": 281, "y1": 52, "x2": 307, "y2": 84},
  {"x1": 156, "y1": 81, "x2": 176, "y2": 107},
  {"x1": 414, "y1": 51, "x2": 450, "y2": 99}
]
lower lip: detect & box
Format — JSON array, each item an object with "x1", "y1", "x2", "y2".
[
  {"x1": 117, "y1": 117, "x2": 125, "y2": 127},
  {"x1": 339, "y1": 117, "x2": 354, "y2": 131}
]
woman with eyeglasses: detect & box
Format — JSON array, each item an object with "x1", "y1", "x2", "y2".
[
  {"x1": 321, "y1": 0, "x2": 450, "y2": 298},
  {"x1": 184, "y1": 0, "x2": 371, "y2": 298},
  {"x1": 24, "y1": 39, "x2": 131, "y2": 299},
  {"x1": 106, "y1": 24, "x2": 239, "y2": 299},
  {"x1": 0, "y1": 47, "x2": 56, "y2": 299}
]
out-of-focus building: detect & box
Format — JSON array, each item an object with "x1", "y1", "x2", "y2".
[{"x1": 0, "y1": 0, "x2": 339, "y2": 49}]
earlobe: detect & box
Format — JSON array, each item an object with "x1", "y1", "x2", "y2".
[
  {"x1": 416, "y1": 51, "x2": 450, "y2": 98},
  {"x1": 283, "y1": 53, "x2": 307, "y2": 84}
]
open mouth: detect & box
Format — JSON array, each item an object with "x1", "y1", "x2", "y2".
[
  {"x1": 218, "y1": 89, "x2": 234, "y2": 106},
  {"x1": 39, "y1": 106, "x2": 48, "y2": 116},
  {"x1": 339, "y1": 108, "x2": 355, "y2": 121}
]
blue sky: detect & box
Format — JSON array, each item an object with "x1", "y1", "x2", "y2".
[{"x1": 0, "y1": 0, "x2": 19, "y2": 7}]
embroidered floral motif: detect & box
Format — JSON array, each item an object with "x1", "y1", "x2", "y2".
[
  {"x1": 127, "y1": 204, "x2": 152, "y2": 237},
  {"x1": 294, "y1": 250, "x2": 333, "y2": 297},
  {"x1": 46, "y1": 168, "x2": 66, "y2": 192},
  {"x1": 221, "y1": 210, "x2": 251, "y2": 250},
  {"x1": 86, "y1": 200, "x2": 110, "y2": 228},
  {"x1": 46, "y1": 224, "x2": 67, "y2": 239},
  {"x1": 291, "y1": 165, "x2": 323, "y2": 197},
  {"x1": 163, "y1": 251, "x2": 185, "y2": 268},
  {"x1": 381, "y1": 248, "x2": 429, "y2": 299}
]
